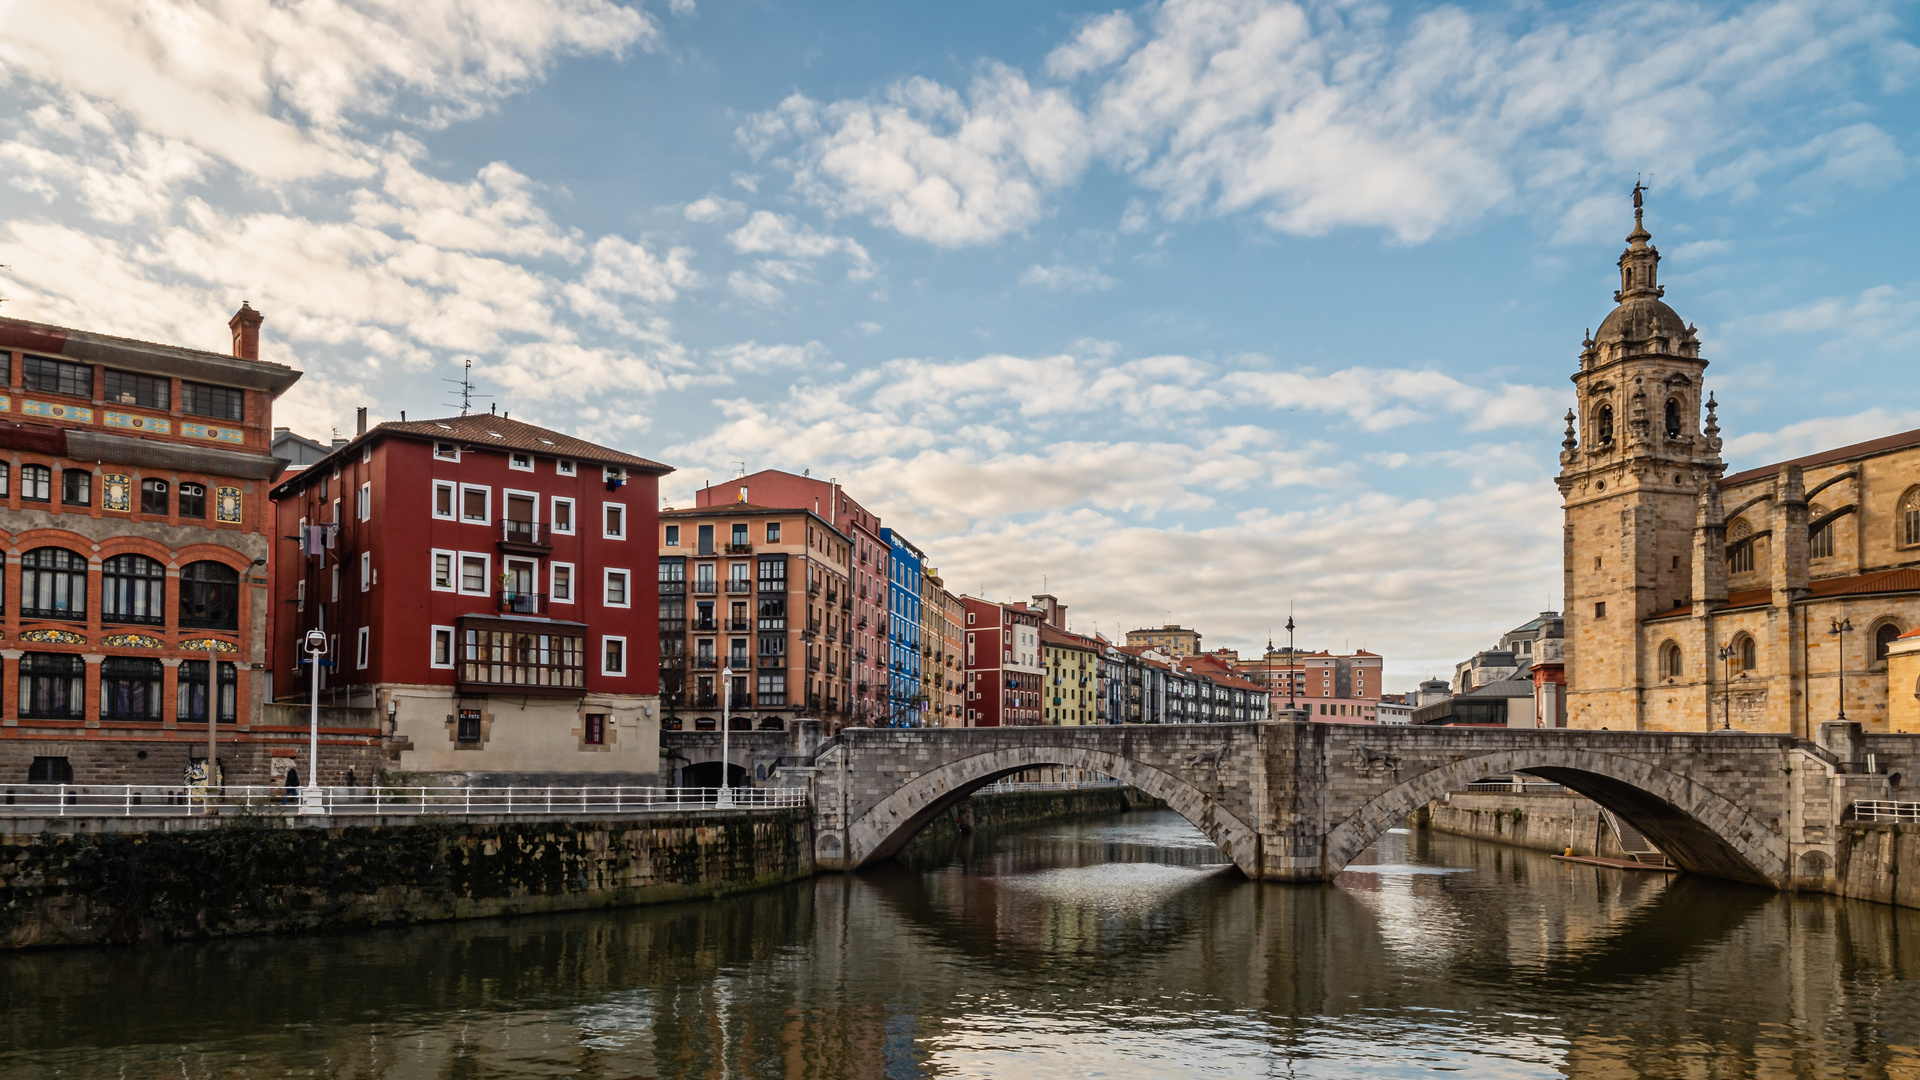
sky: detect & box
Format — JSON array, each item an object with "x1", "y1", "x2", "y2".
[{"x1": 2, "y1": 0, "x2": 1918, "y2": 689}]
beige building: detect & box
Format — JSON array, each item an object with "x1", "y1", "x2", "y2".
[
  {"x1": 1126, "y1": 623, "x2": 1201, "y2": 658},
  {"x1": 923, "y1": 567, "x2": 965, "y2": 726},
  {"x1": 1562, "y1": 195, "x2": 1920, "y2": 734}
]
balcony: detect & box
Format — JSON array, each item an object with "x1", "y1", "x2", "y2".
[
  {"x1": 825, "y1": 661, "x2": 838, "y2": 676},
  {"x1": 808, "y1": 581, "x2": 821, "y2": 596},
  {"x1": 726, "y1": 618, "x2": 751, "y2": 632},
  {"x1": 725, "y1": 542, "x2": 754, "y2": 555},
  {"x1": 825, "y1": 587, "x2": 839, "y2": 603},
  {"x1": 691, "y1": 618, "x2": 717, "y2": 632},
  {"x1": 658, "y1": 579, "x2": 684, "y2": 595},
  {"x1": 727, "y1": 655, "x2": 750, "y2": 671},
  {"x1": 854, "y1": 648, "x2": 868, "y2": 662},
  {"x1": 839, "y1": 594, "x2": 852, "y2": 610},
  {"x1": 497, "y1": 518, "x2": 550, "y2": 555},
  {"x1": 807, "y1": 657, "x2": 821, "y2": 672},
  {"x1": 496, "y1": 591, "x2": 548, "y2": 616},
  {"x1": 692, "y1": 580, "x2": 719, "y2": 595},
  {"x1": 857, "y1": 615, "x2": 868, "y2": 629},
  {"x1": 726, "y1": 579, "x2": 753, "y2": 594},
  {"x1": 454, "y1": 614, "x2": 587, "y2": 697},
  {"x1": 659, "y1": 618, "x2": 686, "y2": 634},
  {"x1": 825, "y1": 627, "x2": 837, "y2": 643},
  {"x1": 692, "y1": 656, "x2": 718, "y2": 670}
]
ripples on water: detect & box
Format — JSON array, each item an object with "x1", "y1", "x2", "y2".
[{"x1": 3, "y1": 809, "x2": 1919, "y2": 1078}]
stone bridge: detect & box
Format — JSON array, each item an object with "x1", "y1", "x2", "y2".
[{"x1": 796, "y1": 721, "x2": 1914, "y2": 888}]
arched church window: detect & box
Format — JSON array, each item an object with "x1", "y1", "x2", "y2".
[
  {"x1": 1665, "y1": 398, "x2": 1682, "y2": 439},
  {"x1": 1809, "y1": 505, "x2": 1833, "y2": 559},
  {"x1": 1738, "y1": 635, "x2": 1757, "y2": 671},
  {"x1": 1902, "y1": 487, "x2": 1920, "y2": 547},
  {"x1": 1661, "y1": 642, "x2": 1682, "y2": 679},
  {"x1": 1874, "y1": 620, "x2": 1903, "y2": 664},
  {"x1": 1728, "y1": 518, "x2": 1754, "y2": 574},
  {"x1": 1597, "y1": 405, "x2": 1614, "y2": 444}
]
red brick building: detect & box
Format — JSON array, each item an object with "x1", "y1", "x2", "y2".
[
  {"x1": 693, "y1": 471, "x2": 891, "y2": 723},
  {"x1": 269, "y1": 413, "x2": 670, "y2": 781},
  {"x1": 961, "y1": 598, "x2": 1044, "y2": 726},
  {"x1": 0, "y1": 306, "x2": 364, "y2": 786}
]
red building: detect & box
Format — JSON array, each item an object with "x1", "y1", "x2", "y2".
[
  {"x1": 693, "y1": 471, "x2": 891, "y2": 723},
  {"x1": 269, "y1": 413, "x2": 670, "y2": 780},
  {"x1": 961, "y1": 598, "x2": 1044, "y2": 726}
]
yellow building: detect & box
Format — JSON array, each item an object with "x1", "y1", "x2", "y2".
[
  {"x1": 1125, "y1": 624, "x2": 1201, "y2": 658},
  {"x1": 1041, "y1": 626, "x2": 1102, "y2": 726},
  {"x1": 924, "y1": 568, "x2": 966, "y2": 726},
  {"x1": 1561, "y1": 195, "x2": 1920, "y2": 734}
]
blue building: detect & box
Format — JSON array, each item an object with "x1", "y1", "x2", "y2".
[{"x1": 880, "y1": 528, "x2": 924, "y2": 726}]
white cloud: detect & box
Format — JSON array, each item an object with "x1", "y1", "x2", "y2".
[
  {"x1": 711, "y1": 340, "x2": 827, "y2": 371},
  {"x1": 1231, "y1": 367, "x2": 1560, "y2": 432},
  {"x1": 352, "y1": 150, "x2": 583, "y2": 258},
  {"x1": 684, "y1": 195, "x2": 747, "y2": 222},
  {"x1": 1739, "y1": 283, "x2": 1920, "y2": 353},
  {"x1": 726, "y1": 210, "x2": 874, "y2": 278},
  {"x1": 1020, "y1": 262, "x2": 1119, "y2": 292},
  {"x1": 1723, "y1": 408, "x2": 1920, "y2": 468},
  {"x1": 1045, "y1": 11, "x2": 1139, "y2": 79}
]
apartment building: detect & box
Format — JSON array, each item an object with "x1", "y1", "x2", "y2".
[
  {"x1": 269, "y1": 413, "x2": 668, "y2": 779},
  {"x1": 696, "y1": 471, "x2": 889, "y2": 725},
  {"x1": 1040, "y1": 625, "x2": 1103, "y2": 725},
  {"x1": 961, "y1": 597, "x2": 1043, "y2": 726},
  {"x1": 881, "y1": 528, "x2": 924, "y2": 725},
  {"x1": 1126, "y1": 623, "x2": 1202, "y2": 657},
  {"x1": 924, "y1": 566, "x2": 964, "y2": 726},
  {"x1": 659, "y1": 503, "x2": 853, "y2": 731},
  {"x1": 0, "y1": 306, "x2": 340, "y2": 787}
]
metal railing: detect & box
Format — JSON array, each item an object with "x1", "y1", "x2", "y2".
[
  {"x1": 727, "y1": 579, "x2": 753, "y2": 594},
  {"x1": 976, "y1": 779, "x2": 1127, "y2": 794},
  {"x1": 0, "y1": 783, "x2": 807, "y2": 817},
  {"x1": 496, "y1": 590, "x2": 548, "y2": 615},
  {"x1": 499, "y1": 519, "x2": 545, "y2": 545},
  {"x1": 1465, "y1": 781, "x2": 1567, "y2": 793},
  {"x1": 1849, "y1": 800, "x2": 1920, "y2": 823}
]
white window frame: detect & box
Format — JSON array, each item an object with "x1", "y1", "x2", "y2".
[
  {"x1": 601, "y1": 635, "x2": 627, "y2": 677},
  {"x1": 433, "y1": 442, "x2": 460, "y2": 462},
  {"x1": 551, "y1": 561, "x2": 575, "y2": 604},
  {"x1": 557, "y1": 458, "x2": 576, "y2": 476},
  {"x1": 430, "y1": 549, "x2": 457, "y2": 592},
  {"x1": 604, "y1": 568, "x2": 631, "y2": 609},
  {"x1": 550, "y1": 496, "x2": 575, "y2": 534},
  {"x1": 602, "y1": 502, "x2": 626, "y2": 539},
  {"x1": 500, "y1": 487, "x2": 541, "y2": 528},
  {"x1": 458, "y1": 552, "x2": 491, "y2": 595},
  {"x1": 360, "y1": 550, "x2": 371, "y2": 592},
  {"x1": 331, "y1": 562, "x2": 339, "y2": 602},
  {"x1": 459, "y1": 484, "x2": 491, "y2": 524},
  {"x1": 508, "y1": 451, "x2": 534, "y2": 472},
  {"x1": 430, "y1": 625, "x2": 456, "y2": 670},
  {"x1": 357, "y1": 481, "x2": 371, "y2": 521},
  {"x1": 361, "y1": 446, "x2": 372, "y2": 464},
  {"x1": 430, "y1": 480, "x2": 456, "y2": 521},
  {"x1": 355, "y1": 626, "x2": 370, "y2": 670}
]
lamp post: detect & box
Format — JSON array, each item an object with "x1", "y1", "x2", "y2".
[
  {"x1": 1717, "y1": 643, "x2": 1735, "y2": 730},
  {"x1": 1285, "y1": 615, "x2": 1297, "y2": 715},
  {"x1": 1830, "y1": 617, "x2": 1853, "y2": 722},
  {"x1": 718, "y1": 664, "x2": 734, "y2": 807},
  {"x1": 204, "y1": 636, "x2": 220, "y2": 815},
  {"x1": 302, "y1": 629, "x2": 326, "y2": 814}
]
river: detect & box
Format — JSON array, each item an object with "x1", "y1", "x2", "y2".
[{"x1": 3, "y1": 809, "x2": 1918, "y2": 1078}]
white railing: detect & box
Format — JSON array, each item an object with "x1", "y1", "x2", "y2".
[
  {"x1": 976, "y1": 779, "x2": 1128, "y2": 794},
  {"x1": 1465, "y1": 781, "x2": 1568, "y2": 794},
  {"x1": 1849, "y1": 800, "x2": 1920, "y2": 823},
  {"x1": 0, "y1": 784, "x2": 808, "y2": 818}
]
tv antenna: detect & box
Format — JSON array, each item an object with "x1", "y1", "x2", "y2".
[{"x1": 443, "y1": 358, "x2": 491, "y2": 416}]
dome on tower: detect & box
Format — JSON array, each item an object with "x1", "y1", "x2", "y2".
[
  {"x1": 1596, "y1": 295, "x2": 1689, "y2": 346},
  {"x1": 1586, "y1": 187, "x2": 1700, "y2": 361}
]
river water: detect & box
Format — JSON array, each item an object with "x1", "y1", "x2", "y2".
[{"x1": 4, "y1": 810, "x2": 1919, "y2": 1078}]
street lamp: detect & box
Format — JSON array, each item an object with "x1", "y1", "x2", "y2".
[
  {"x1": 1831, "y1": 617, "x2": 1854, "y2": 722},
  {"x1": 1285, "y1": 615, "x2": 1297, "y2": 715},
  {"x1": 718, "y1": 664, "x2": 734, "y2": 807},
  {"x1": 302, "y1": 629, "x2": 327, "y2": 814},
  {"x1": 1717, "y1": 643, "x2": 1735, "y2": 731}
]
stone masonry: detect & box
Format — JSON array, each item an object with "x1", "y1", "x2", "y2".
[{"x1": 799, "y1": 721, "x2": 1918, "y2": 889}]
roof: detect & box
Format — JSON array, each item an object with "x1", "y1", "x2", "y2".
[
  {"x1": 1721, "y1": 427, "x2": 1920, "y2": 488},
  {"x1": 1461, "y1": 678, "x2": 1537, "y2": 699},
  {"x1": 1039, "y1": 625, "x2": 1101, "y2": 652},
  {"x1": 275, "y1": 413, "x2": 671, "y2": 495},
  {"x1": 0, "y1": 314, "x2": 300, "y2": 394},
  {"x1": 1649, "y1": 567, "x2": 1920, "y2": 620}
]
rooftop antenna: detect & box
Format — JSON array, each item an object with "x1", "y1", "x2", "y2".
[
  {"x1": 734, "y1": 461, "x2": 747, "y2": 477},
  {"x1": 443, "y1": 358, "x2": 491, "y2": 416},
  {"x1": 0, "y1": 263, "x2": 11, "y2": 305}
]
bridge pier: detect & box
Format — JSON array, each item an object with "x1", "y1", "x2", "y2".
[{"x1": 800, "y1": 722, "x2": 1918, "y2": 889}]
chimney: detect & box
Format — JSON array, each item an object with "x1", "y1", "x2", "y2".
[
  {"x1": 228, "y1": 302, "x2": 263, "y2": 361},
  {"x1": 355, "y1": 407, "x2": 367, "y2": 437}
]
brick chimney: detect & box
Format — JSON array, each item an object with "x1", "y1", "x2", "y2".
[{"x1": 228, "y1": 301, "x2": 263, "y2": 361}]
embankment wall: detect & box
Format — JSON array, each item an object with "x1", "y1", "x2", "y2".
[
  {"x1": 909, "y1": 785, "x2": 1167, "y2": 850},
  {"x1": 1422, "y1": 791, "x2": 1640, "y2": 860},
  {"x1": 1831, "y1": 822, "x2": 1920, "y2": 909}
]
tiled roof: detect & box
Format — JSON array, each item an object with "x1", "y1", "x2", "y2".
[
  {"x1": 1648, "y1": 568, "x2": 1920, "y2": 620},
  {"x1": 0, "y1": 314, "x2": 296, "y2": 373},
  {"x1": 1721, "y1": 427, "x2": 1920, "y2": 488},
  {"x1": 380, "y1": 414, "x2": 671, "y2": 473}
]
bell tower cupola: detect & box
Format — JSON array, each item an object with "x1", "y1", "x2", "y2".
[{"x1": 1616, "y1": 183, "x2": 1663, "y2": 303}]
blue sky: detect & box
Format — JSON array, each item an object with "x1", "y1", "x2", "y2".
[{"x1": 3, "y1": 0, "x2": 1918, "y2": 687}]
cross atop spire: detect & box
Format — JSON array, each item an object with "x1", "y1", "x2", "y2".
[{"x1": 1615, "y1": 182, "x2": 1662, "y2": 303}]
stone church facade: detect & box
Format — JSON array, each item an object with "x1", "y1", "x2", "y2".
[{"x1": 1561, "y1": 196, "x2": 1920, "y2": 735}]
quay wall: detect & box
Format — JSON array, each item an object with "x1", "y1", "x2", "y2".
[
  {"x1": 908, "y1": 785, "x2": 1168, "y2": 850},
  {"x1": 0, "y1": 808, "x2": 813, "y2": 949},
  {"x1": 1421, "y1": 791, "x2": 1634, "y2": 859},
  {"x1": 1831, "y1": 822, "x2": 1920, "y2": 909}
]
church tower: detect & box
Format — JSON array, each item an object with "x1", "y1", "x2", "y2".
[{"x1": 1558, "y1": 189, "x2": 1724, "y2": 729}]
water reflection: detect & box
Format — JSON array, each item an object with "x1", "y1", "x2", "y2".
[{"x1": 2, "y1": 811, "x2": 1918, "y2": 1078}]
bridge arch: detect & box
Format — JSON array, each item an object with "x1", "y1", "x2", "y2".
[
  {"x1": 1321, "y1": 747, "x2": 1789, "y2": 886},
  {"x1": 839, "y1": 744, "x2": 1263, "y2": 875}
]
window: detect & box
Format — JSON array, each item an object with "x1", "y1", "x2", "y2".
[
  {"x1": 1665, "y1": 398, "x2": 1682, "y2": 439},
  {"x1": 665, "y1": 524, "x2": 679, "y2": 546},
  {"x1": 104, "y1": 369, "x2": 169, "y2": 410},
  {"x1": 457, "y1": 708, "x2": 482, "y2": 742},
  {"x1": 178, "y1": 482, "x2": 207, "y2": 519},
  {"x1": 430, "y1": 550, "x2": 456, "y2": 591},
  {"x1": 1811, "y1": 518, "x2": 1834, "y2": 559},
  {"x1": 430, "y1": 626, "x2": 456, "y2": 669},
  {"x1": 433, "y1": 481, "x2": 456, "y2": 520},
  {"x1": 23, "y1": 355, "x2": 92, "y2": 398},
  {"x1": 179, "y1": 561, "x2": 240, "y2": 630},
  {"x1": 356, "y1": 627, "x2": 370, "y2": 669},
  {"x1": 584, "y1": 713, "x2": 607, "y2": 745},
  {"x1": 509, "y1": 452, "x2": 533, "y2": 472},
  {"x1": 434, "y1": 442, "x2": 460, "y2": 462},
  {"x1": 1904, "y1": 487, "x2": 1920, "y2": 547},
  {"x1": 100, "y1": 657, "x2": 163, "y2": 720},
  {"x1": 459, "y1": 554, "x2": 489, "y2": 594},
  {"x1": 1739, "y1": 635, "x2": 1757, "y2": 671},
  {"x1": 604, "y1": 503, "x2": 626, "y2": 539},
  {"x1": 1595, "y1": 601, "x2": 1607, "y2": 618},
  {"x1": 331, "y1": 563, "x2": 339, "y2": 602},
  {"x1": 1661, "y1": 642, "x2": 1682, "y2": 679},
  {"x1": 552, "y1": 497, "x2": 574, "y2": 534},
  {"x1": 551, "y1": 563, "x2": 574, "y2": 603},
  {"x1": 602, "y1": 636, "x2": 627, "y2": 676},
  {"x1": 605, "y1": 569, "x2": 630, "y2": 607},
  {"x1": 0, "y1": 463, "x2": 9, "y2": 497},
  {"x1": 19, "y1": 653, "x2": 86, "y2": 719},
  {"x1": 766, "y1": 521, "x2": 782, "y2": 543},
  {"x1": 177, "y1": 659, "x2": 237, "y2": 723},
  {"x1": 27, "y1": 756, "x2": 74, "y2": 784},
  {"x1": 557, "y1": 459, "x2": 576, "y2": 476},
  {"x1": 181, "y1": 381, "x2": 243, "y2": 421},
  {"x1": 357, "y1": 482, "x2": 371, "y2": 521},
  {"x1": 21, "y1": 464, "x2": 50, "y2": 502},
  {"x1": 360, "y1": 551, "x2": 372, "y2": 592},
  {"x1": 101, "y1": 554, "x2": 165, "y2": 625},
  {"x1": 60, "y1": 469, "x2": 90, "y2": 507},
  {"x1": 1597, "y1": 404, "x2": 1614, "y2": 444},
  {"x1": 461, "y1": 485, "x2": 489, "y2": 523},
  {"x1": 140, "y1": 478, "x2": 169, "y2": 515},
  {"x1": 1876, "y1": 622, "x2": 1903, "y2": 662},
  {"x1": 21, "y1": 547, "x2": 87, "y2": 619},
  {"x1": 731, "y1": 523, "x2": 749, "y2": 547},
  {"x1": 460, "y1": 628, "x2": 585, "y2": 689}
]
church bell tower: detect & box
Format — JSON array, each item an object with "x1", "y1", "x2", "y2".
[{"x1": 1557, "y1": 188, "x2": 1724, "y2": 729}]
